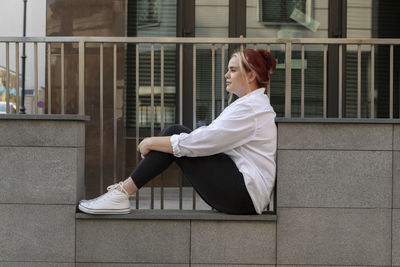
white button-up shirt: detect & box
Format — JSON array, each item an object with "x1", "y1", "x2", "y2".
[{"x1": 170, "y1": 88, "x2": 277, "y2": 214}]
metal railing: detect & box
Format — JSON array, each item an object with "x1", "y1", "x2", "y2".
[{"x1": 1, "y1": 36, "x2": 400, "y2": 213}]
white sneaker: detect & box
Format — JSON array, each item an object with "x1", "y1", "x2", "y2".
[{"x1": 78, "y1": 182, "x2": 131, "y2": 214}]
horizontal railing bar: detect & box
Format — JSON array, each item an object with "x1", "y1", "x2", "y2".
[{"x1": 1, "y1": 37, "x2": 400, "y2": 45}]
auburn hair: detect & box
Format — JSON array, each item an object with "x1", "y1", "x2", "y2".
[{"x1": 229, "y1": 48, "x2": 277, "y2": 103}]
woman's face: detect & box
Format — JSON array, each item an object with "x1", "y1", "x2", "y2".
[{"x1": 224, "y1": 56, "x2": 250, "y2": 97}]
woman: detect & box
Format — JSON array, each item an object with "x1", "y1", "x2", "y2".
[{"x1": 79, "y1": 48, "x2": 277, "y2": 215}]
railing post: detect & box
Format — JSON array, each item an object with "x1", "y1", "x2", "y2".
[
  {"x1": 285, "y1": 42, "x2": 292, "y2": 118},
  {"x1": 78, "y1": 41, "x2": 85, "y2": 115}
]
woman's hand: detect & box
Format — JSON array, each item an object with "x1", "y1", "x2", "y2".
[
  {"x1": 137, "y1": 137, "x2": 153, "y2": 158},
  {"x1": 137, "y1": 136, "x2": 173, "y2": 158}
]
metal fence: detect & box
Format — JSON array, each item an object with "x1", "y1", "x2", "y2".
[{"x1": 1, "y1": 36, "x2": 400, "y2": 213}]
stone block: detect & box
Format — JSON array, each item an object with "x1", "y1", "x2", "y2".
[
  {"x1": 395, "y1": 124, "x2": 400, "y2": 151},
  {"x1": 393, "y1": 209, "x2": 400, "y2": 266},
  {"x1": 192, "y1": 265, "x2": 274, "y2": 267},
  {"x1": 76, "y1": 264, "x2": 189, "y2": 267},
  {"x1": 278, "y1": 266, "x2": 371, "y2": 267},
  {"x1": 277, "y1": 150, "x2": 392, "y2": 208},
  {"x1": 395, "y1": 151, "x2": 400, "y2": 209},
  {"x1": 0, "y1": 204, "x2": 75, "y2": 262},
  {"x1": 0, "y1": 147, "x2": 84, "y2": 204},
  {"x1": 191, "y1": 221, "x2": 276, "y2": 264},
  {"x1": 277, "y1": 123, "x2": 392, "y2": 150},
  {"x1": 76, "y1": 220, "x2": 190, "y2": 264},
  {"x1": 277, "y1": 208, "x2": 391, "y2": 265},
  {"x1": 0, "y1": 120, "x2": 85, "y2": 147},
  {"x1": 0, "y1": 263, "x2": 74, "y2": 267}
]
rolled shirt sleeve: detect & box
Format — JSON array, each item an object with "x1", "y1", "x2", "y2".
[{"x1": 170, "y1": 101, "x2": 257, "y2": 157}]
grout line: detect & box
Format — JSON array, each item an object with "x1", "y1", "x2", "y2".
[
  {"x1": 391, "y1": 124, "x2": 394, "y2": 266},
  {"x1": 75, "y1": 204, "x2": 77, "y2": 264},
  {"x1": 275, "y1": 211, "x2": 278, "y2": 265},
  {"x1": 0, "y1": 203, "x2": 78, "y2": 206},
  {"x1": 189, "y1": 220, "x2": 192, "y2": 266},
  {"x1": 277, "y1": 148, "x2": 393, "y2": 152},
  {"x1": 0, "y1": 145, "x2": 84, "y2": 148}
]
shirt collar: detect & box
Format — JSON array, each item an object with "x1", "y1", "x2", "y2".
[{"x1": 240, "y1": 88, "x2": 266, "y2": 99}]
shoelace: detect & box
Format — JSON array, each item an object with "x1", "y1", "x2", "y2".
[
  {"x1": 107, "y1": 182, "x2": 130, "y2": 198},
  {"x1": 84, "y1": 182, "x2": 130, "y2": 203}
]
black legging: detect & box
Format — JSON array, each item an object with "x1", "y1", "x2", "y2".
[{"x1": 129, "y1": 124, "x2": 256, "y2": 215}]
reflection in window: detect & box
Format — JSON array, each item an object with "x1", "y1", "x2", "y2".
[
  {"x1": 126, "y1": 0, "x2": 177, "y2": 133},
  {"x1": 259, "y1": 0, "x2": 307, "y2": 24},
  {"x1": 138, "y1": 0, "x2": 159, "y2": 27}
]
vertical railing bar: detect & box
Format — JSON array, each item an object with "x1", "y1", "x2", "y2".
[
  {"x1": 15, "y1": 42, "x2": 19, "y2": 112},
  {"x1": 135, "y1": 43, "x2": 140, "y2": 209},
  {"x1": 193, "y1": 43, "x2": 197, "y2": 210},
  {"x1": 285, "y1": 42, "x2": 292, "y2": 118},
  {"x1": 323, "y1": 44, "x2": 327, "y2": 118},
  {"x1": 151, "y1": 43, "x2": 155, "y2": 137},
  {"x1": 338, "y1": 44, "x2": 343, "y2": 118},
  {"x1": 100, "y1": 43, "x2": 104, "y2": 194},
  {"x1": 267, "y1": 42, "x2": 271, "y2": 99},
  {"x1": 179, "y1": 43, "x2": 183, "y2": 210},
  {"x1": 211, "y1": 44, "x2": 215, "y2": 120},
  {"x1": 370, "y1": 44, "x2": 375, "y2": 118},
  {"x1": 34, "y1": 42, "x2": 38, "y2": 114},
  {"x1": 193, "y1": 44, "x2": 197, "y2": 130},
  {"x1": 161, "y1": 44, "x2": 165, "y2": 130},
  {"x1": 160, "y1": 43, "x2": 165, "y2": 209},
  {"x1": 150, "y1": 43, "x2": 155, "y2": 209},
  {"x1": 113, "y1": 43, "x2": 117, "y2": 183},
  {"x1": 390, "y1": 44, "x2": 393, "y2": 119},
  {"x1": 6, "y1": 42, "x2": 10, "y2": 113},
  {"x1": 78, "y1": 41, "x2": 85, "y2": 115},
  {"x1": 357, "y1": 44, "x2": 361, "y2": 118},
  {"x1": 61, "y1": 43, "x2": 65, "y2": 114},
  {"x1": 301, "y1": 44, "x2": 305, "y2": 118},
  {"x1": 221, "y1": 44, "x2": 225, "y2": 110},
  {"x1": 47, "y1": 43, "x2": 51, "y2": 114},
  {"x1": 179, "y1": 44, "x2": 183, "y2": 125}
]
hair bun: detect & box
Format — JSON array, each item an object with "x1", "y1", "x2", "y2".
[{"x1": 257, "y1": 50, "x2": 277, "y2": 73}]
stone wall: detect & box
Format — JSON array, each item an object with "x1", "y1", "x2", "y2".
[
  {"x1": 0, "y1": 114, "x2": 87, "y2": 266},
  {"x1": 1, "y1": 117, "x2": 399, "y2": 266},
  {"x1": 76, "y1": 120, "x2": 400, "y2": 266},
  {"x1": 276, "y1": 119, "x2": 399, "y2": 266}
]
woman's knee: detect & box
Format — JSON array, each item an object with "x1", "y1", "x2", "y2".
[{"x1": 159, "y1": 124, "x2": 191, "y2": 136}]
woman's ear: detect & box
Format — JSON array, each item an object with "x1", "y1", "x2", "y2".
[{"x1": 246, "y1": 71, "x2": 257, "y2": 84}]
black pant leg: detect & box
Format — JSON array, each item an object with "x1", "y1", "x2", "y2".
[
  {"x1": 129, "y1": 124, "x2": 256, "y2": 214},
  {"x1": 176, "y1": 154, "x2": 256, "y2": 214},
  {"x1": 129, "y1": 124, "x2": 191, "y2": 188}
]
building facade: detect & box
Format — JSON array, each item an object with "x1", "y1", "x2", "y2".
[{"x1": 44, "y1": 0, "x2": 400, "y2": 198}]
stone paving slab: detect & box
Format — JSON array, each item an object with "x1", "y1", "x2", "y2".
[
  {"x1": 191, "y1": 221, "x2": 276, "y2": 264},
  {"x1": 76, "y1": 219, "x2": 190, "y2": 264},
  {"x1": 277, "y1": 150, "x2": 392, "y2": 208},
  {"x1": 0, "y1": 204, "x2": 75, "y2": 262},
  {"x1": 0, "y1": 147, "x2": 84, "y2": 204},
  {"x1": 277, "y1": 123, "x2": 392, "y2": 150},
  {"x1": 277, "y1": 208, "x2": 391, "y2": 266},
  {"x1": 0, "y1": 120, "x2": 85, "y2": 147}
]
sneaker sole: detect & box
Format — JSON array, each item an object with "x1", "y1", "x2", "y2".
[{"x1": 78, "y1": 203, "x2": 131, "y2": 215}]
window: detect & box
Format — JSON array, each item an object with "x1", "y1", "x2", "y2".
[
  {"x1": 138, "y1": 0, "x2": 160, "y2": 28},
  {"x1": 259, "y1": 0, "x2": 309, "y2": 25}
]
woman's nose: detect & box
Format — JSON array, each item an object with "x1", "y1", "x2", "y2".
[{"x1": 224, "y1": 72, "x2": 229, "y2": 78}]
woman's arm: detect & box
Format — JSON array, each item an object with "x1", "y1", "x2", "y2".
[{"x1": 137, "y1": 136, "x2": 172, "y2": 158}]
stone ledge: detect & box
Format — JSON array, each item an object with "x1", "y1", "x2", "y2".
[
  {"x1": 276, "y1": 117, "x2": 400, "y2": 124},
  {"x1": 76, "y1": 209, "x2": 277, "y2": 221},
  {"x1": 0, "y1": 114, "x2": 90, "y2": 121}
]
